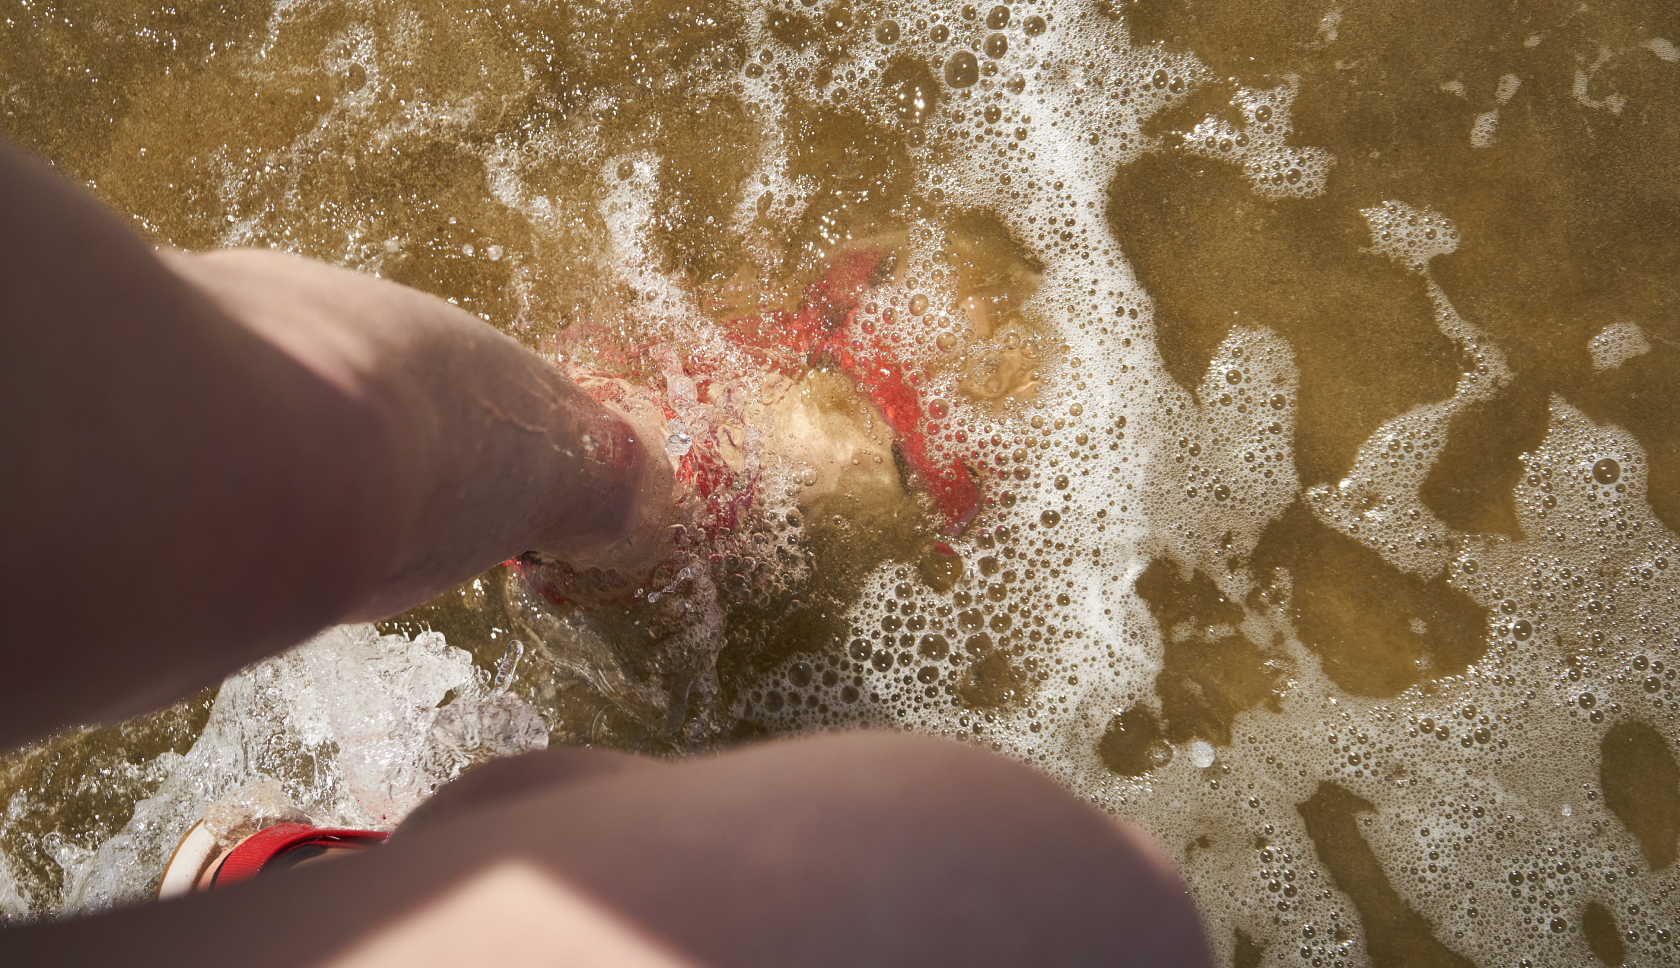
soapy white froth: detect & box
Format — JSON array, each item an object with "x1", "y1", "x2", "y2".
[
  {"x1": 21, "y1": 0, "x2": 1675, "y2": 960},
  {"x1": 735, "y1": 5, "x2": 1680, "y2": 966}
]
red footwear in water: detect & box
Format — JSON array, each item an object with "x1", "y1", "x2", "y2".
[
  {"x1": 521, "y1": 249, "x2": 984, "y2": 609},
  {"x1": 157, "y1": 821, "x2": 388, "y2": 898}
]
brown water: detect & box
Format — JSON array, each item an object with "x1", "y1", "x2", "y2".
[{"x1": 4, "y1": 0, "x2": 1680, "y2": 963}]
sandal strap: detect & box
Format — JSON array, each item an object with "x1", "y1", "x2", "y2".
[{"x1": 210, "y1": 823, "x2": 387, "y2": 887}]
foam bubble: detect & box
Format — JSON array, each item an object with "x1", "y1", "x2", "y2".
[
  {"x1": 7, "y1": 1, "x2": 1679, "y2": 961},
  {"x1": 1589, "y1": 320, "x2": 1652, "y2": 371}
]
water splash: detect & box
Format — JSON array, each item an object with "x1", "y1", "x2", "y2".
[{"x1": 36, "y1": 625, "x2": 545, "y2": 916}]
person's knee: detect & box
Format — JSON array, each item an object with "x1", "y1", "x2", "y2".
[
  {"x1": 397, "y1": 746, "x2": 660, "y2": 837},
  {"x1": 680, "y1": 731, "x2": 1213, "y2": 967},
  {"x1": 381, "y1": 731, "x2": 1212, "y2": 968}
]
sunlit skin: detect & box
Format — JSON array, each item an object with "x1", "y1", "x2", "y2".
[
  {"x1": 0, "y1": 138, "x2": 678, "y2": 751},
  {"x1": 0, "y1": 138, "x2": 1210, "y2": 967}
]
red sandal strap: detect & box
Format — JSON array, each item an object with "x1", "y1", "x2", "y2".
[{"x1": 211, "y1": 823, "x2": 388, "y2": 887}]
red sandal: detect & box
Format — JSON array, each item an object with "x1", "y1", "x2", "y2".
[{"x1": 158, "y1": 821, "x2": 387, "y2": 898}]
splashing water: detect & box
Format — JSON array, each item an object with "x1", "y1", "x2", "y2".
[
  {"x1": 4, "y1": 626, "x2": 544, "y2": 918},
  {"x1": 4, "y1": 0, "x2": 1680, "y2": 963}
]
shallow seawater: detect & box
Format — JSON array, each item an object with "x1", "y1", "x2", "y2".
[{"x1": 4, "y1": 0, "x2": 1680, "y2": 963}]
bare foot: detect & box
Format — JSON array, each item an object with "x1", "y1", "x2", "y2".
[
  {"x1": 524, "y1": 396, "x2": 684, "y2": 603},
  {"x1": 518, "y1": 245, "x2": 983, "y2": 607}
]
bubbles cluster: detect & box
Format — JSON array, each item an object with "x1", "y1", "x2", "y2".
[{"x1": 3, "y1": 0, "x2": 1678, "y2": 962}]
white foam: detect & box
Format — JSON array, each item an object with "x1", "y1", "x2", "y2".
[
  {"x1": 13, "y1": 0, "x2": 1675, "y2": 961},
  {"x1": 1589, "y1": 320, "x2": 1652, "y2": 371},
  {"x1": 48, "y1": 626, "x2": 546, "y2": 916},
  {"x1": 714, "y1": 6, "x2": 1680, "y2": 964}
]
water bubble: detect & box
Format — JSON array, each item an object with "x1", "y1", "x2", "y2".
[
  {"x1": 910, "y1": 292, "x2": 931, "y2": 315},
  {"x1": 665, "y1": 432, "x2": 693, "y2": 457},
  {"x1": 945, "y1": 51, "x2": 980, "y2": 88},
  {"x1": 1023, "y1": 14, "x2": 1046, "y2": 35},
  {"x1": 927, "y1": 547, "x2": 967, "y2": 594},
  {"x1": 1189, "y1": 740, "x2": 1216, "y2": 768},
  {"x1": 1593, "y1": 457, "x2": 1621, "y2": 484},
  {"x1": 986, "y1": 4, "x2": 1010, "y2": 28},
  {"x1": 985, "y1": 33, "x2": 1008, "y2": 58},
  {"x1": 789, "y1": 661, "x2": 814, "y2": 687},
  {"x1": 1511, "y1": 619, "x2": 1532, "y2": 640},
  {"x1": 918, "y1": 634, "x2": 951, "y2": 660},
  {"x1": 875, "y1": 19, "x2": 901, "y2": 43},
  {"x1": 928, "y1": 398, "x2": 950, "y2": 419}
]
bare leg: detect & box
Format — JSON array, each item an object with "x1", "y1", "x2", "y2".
[
  {"x1": 0, "y1": 732, "x2": 1211, "y2": 968},
  {"x1": 0, "y1": 139, "x2": 673, "y2": 748},
  {"x1": 393, "y1": 746, "x2": 660, "y2": 835}
]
